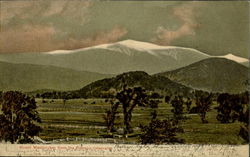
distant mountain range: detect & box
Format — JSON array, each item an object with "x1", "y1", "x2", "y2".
[
  {"x1": 0, "y1": 61, "x2": 112, "y2": 91},
  {"x1": 75, "y1": 71, "x2": 192, "y2": 98},
  {"x1": 0, "y1": 40, "x2": 213, "y2": 74},
  {"x1": 158, "y1": 58, "x2": 249, "y2": 93},
  {"x1": 0, "y1": 40, "x2": 248, "y2": 93}
]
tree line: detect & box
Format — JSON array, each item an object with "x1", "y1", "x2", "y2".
[
  {"x1": 0, "y1": 89, "x2": 249, "y2": 144},
  {"x1": 101, "y1": 88, "x2": 249, "y2": 144}
]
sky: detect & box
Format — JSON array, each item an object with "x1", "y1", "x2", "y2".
[{"x1": 0, "y1": 0, "x2": 249, "y2": 58}]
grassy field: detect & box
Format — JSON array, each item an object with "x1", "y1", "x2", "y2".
[{"x1": 36, "y1": 98, "x2": 246, "y2": 144}]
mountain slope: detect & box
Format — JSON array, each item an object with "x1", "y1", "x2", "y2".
[
  {"x1": 0, "y1": 61, "x2": 112, "y2": 91},
  {"x1": 158, "y1": 58, "x2": 249, "y2": 93},
  {"x1": 75, "y1": 71, "x2": 192, "y2": 98},
  {"x1": 0, "y1": 40, "x2": 210, "y2": 74},
  {"x1": 216, "y1": 53, "x2": 249, "y2": 67}
]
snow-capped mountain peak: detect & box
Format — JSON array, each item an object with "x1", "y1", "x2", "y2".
[
  {"x1": 116, "y1": 39, "x2": 165, "y2": 50},
  {"x1": 43, "y1": 40, "x2": 248, "y2": 64},
  {"x1": 45, "y1": 49, "x2": 72, "y2": 55},
  {"x1": 44, "y1": 39, "x2": 209, "y2": 58},
  {"x1": 217, "y1": 53, "x2": 249, "y2": 63},
  {"x1": 94, "y1": 39, "x2": 210, "y2": 58}
]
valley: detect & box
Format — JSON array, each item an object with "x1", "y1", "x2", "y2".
[{"x1": 37, "y1": 98, "x2": 245, "y2": 144}]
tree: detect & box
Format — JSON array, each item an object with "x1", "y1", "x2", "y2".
[
  {"x1": 238, "y1": 105, "x2": 249, "y2": 142},
  {"x1": 150, "y1": 92, "x2": 162, "y2": 99},
  {"x1": 164, "y1": 95, "x2": 171, "y2": 104},
  {"x1": 215, "y1": 92, "x2": 249, "y2": 142},
  {"x1": 185, "y1": 97, "x2": 192, "y2": 112},
  {"x1": 194, "y1": 91, "x2": 212, "y2": 123},
  {"x1": 102, "y1": 99, "x2": 120, "y2": 133},
  {"x1": 170, "y1": 95, "x2": 185, "y2": 122},
  {"x1": 149, "y1": 100, "x2": 159, "y2": 120},
  {"x1": 116, "y1": 86, "x2": 148, "y2": 136},
  {"x1": 139, "y1": 118, "x2": 184, "y2": 144},
  {"x1": 216, "y1": 93, "x2": 243, "y2": 123},
  {"x1": 0, "y1": 91, "x2": 42, "y2": 143},
  {"x1": 61, "y1": 92, "x2": 71, "y2": 105}
]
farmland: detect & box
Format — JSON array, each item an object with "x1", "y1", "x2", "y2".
[{"x1": 37, "y1": 98, "x2": 246, "y2": 145}]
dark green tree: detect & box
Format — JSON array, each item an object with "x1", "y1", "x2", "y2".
[
  {"x1": 185, "y1": 97, "x2": 192, "y2": 112},
  {"x1": 216, "y1": 93, "x2": 243, "y2": 123},
  {"x1": 103, "y1": 99, "x2": 120, "y2": 133},
  {"x1": 149, "y1": 99, "x2": 159, "y2": 120},
  {"x1": 238, "y1": 105, "x2": 249, "y2": 142},
  {"x1": 164, "y1": 95, "x2": 171, "y2": 104},
  {"x1": 0, "y1": 91, "x2": 42, "y2": 143},
  {"x1": 194, "y1": 91, "x2": 212, "y2": 123},
  {"x1": 170, "y1": 95, "x2": 185, "y2": 122},
  {"x1": 61, "y1": 92, "x2": 72, "y2": 105},
  {"x1": 139, "y1": 118, "x2": 184, "y2": 144},
  {"x1": 116, "y1": 86, "x2": 148, "y2": 136},
  {"x1": 150, "y1": 92, "x2": 162, "y2": 99}
]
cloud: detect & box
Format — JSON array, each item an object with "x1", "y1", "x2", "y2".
[
  {"x1": 0, "y1": 25, "x2": 127, "y2": 53},
  {"x1": 152, "y1": 2, "x2": 202, "y2": 45},
  {"x1": 0, "y1": 25, "x2": 57, "y2": 53},
  {"x1": 43, "y1": 1, "x2": 92, "y2": 24},
  {"x1": 42, "y1": 1, "x2": 69, "y2": 17},
  {"x1": 0, "y1": 1, "x2": 34, "y2": 24},
  {"x1": 60, "y1": 27, "x2": 128, "y2": 50},
  {"x1": 0, "y1": 0, "x2": 128, "y2": 53},
  {"x1": 0, "y1": 0, "x2": 92, "y2": 25}
]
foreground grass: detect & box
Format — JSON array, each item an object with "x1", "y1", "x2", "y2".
[{"x1": 37, "y1": 98, "x2": 246, "y2": 144}]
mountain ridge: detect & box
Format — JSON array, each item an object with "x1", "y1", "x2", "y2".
[
  {"x1": 75, "y1": 71, "x2": 192, "y2": 98},
  {"x1": 45, "y1": 40, "x2": 248, "y2": 64},
  {"x1": 0, "y1": 61, "x2": 112, "y2": 91},
  {"x1": 0, "y1": 40, "x2": 211, "y2": 74},
  {"x1": 157, "y1": 58, "x2": 249, "y2": 93},
  {"x1": 0, "y1": 40, "x2": 248, "y2": 75}
]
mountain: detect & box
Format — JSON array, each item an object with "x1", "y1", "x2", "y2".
[
  {"x1": 157, "y1": 58, "x2": 249, "y2": 93},
  {"x1": 75, "y1": 71, "x2": 192, "y2": 98},
  {"x1": 0, "y1": 40, "x2": 210, "y2": 74},
  {"x1": 216, "y1": 53, "x2": 249, "y2": 67},
  {"x1": 0, "y1": 61, "x2": 112, "y2": 91}
]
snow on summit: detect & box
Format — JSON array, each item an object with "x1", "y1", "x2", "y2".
[
  {"x1": 43, "y1": 40, "x2": 247, "y2": 64},
  {"x1": 117, "y1": 39, "x2": 165, "y2": 50},
  {"x1": 217, "y1": 53, "x2": 249, "y2": 63},
  {"x1": 44, "y1": 39, "x2": 209, "y2": 57},
  {"x1": 45, "y1": 50, "x2": 72, "y2": 54}
]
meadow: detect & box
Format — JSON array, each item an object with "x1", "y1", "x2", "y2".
[{"x1": 37, "y1": 98, "x2": 246, "y2": 144}]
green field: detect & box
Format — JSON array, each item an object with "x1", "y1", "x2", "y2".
[{"x1": 37, "y1": 98, "x2": 246, "y2": 144}]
